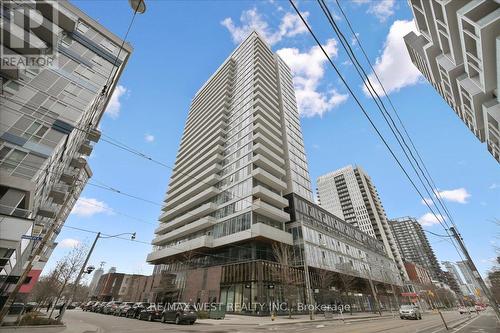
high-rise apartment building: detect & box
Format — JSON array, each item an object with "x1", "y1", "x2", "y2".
[
  {"x1": 148, "y1": 31, "x2": 312, "y2": 266},
  {"x1": 389, "y1": 217, "x2": 443, "y2": 281},
  {"x1": 316, "y1": 165, "x2": 408, "y2": 281},
  {"x1": 442, "y1": 261, "x2": 464, "y2": 285},
  {"x1": 404, "y1": 0, "x2": 499, "y2": 162},
  {"x1": 456, "y1": 260, "x2": 482, "y2": 296},
  {"x1": 0, "y1": 0, "x2": 131, "y2": 302},
  {"x1": 147, "y1": 32, "x2": 402, "y2": 311}
]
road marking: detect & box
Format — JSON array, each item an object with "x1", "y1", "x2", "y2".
[{"x1": 451, "y1": 314, "x2": 483, "y2": 332}]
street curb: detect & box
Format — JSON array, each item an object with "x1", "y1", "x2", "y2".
[
  {"x1": 198, "y1": 313, "x2": 394, "y2": 326},
  {"x1": 447, "y1": 314, "x2": 479, "y2": 329},
  {"x1": 0, "y1": 324, "x2": 65, "y2": 330}
]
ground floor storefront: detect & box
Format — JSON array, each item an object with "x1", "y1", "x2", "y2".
[{"x1": 153, "y1": 260, "x2": 403, "y2": 316}]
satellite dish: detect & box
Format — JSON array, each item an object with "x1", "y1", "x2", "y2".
[{"x1": 129, "y1": 0, "x2": 146, "y2": 14}]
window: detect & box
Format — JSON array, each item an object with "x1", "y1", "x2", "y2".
[{"x1": 0, "y1": 148, "x2": 27, "y2": 173}]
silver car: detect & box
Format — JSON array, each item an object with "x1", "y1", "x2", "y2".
[{"x1": 399, "y1": 304, "x2": 422, "y2": 320}]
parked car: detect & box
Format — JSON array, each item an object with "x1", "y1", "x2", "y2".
[
  {"x1": 161, "y1": 303, "x2": 197, "y2": 325},
  {"x1": 25, "y1": 302, "x2": 38, "y2": 312},
  {"x1": 115, "y1": 302, "x2": 135, "y2": 317},
  {"x1": 399, "y1": 304, "x2": 422, "y2": 320},
  {"x1": 103, "y1": 301, "x2": 122, "y2": 315},
  {"x1": 93, "y1": 302, "x2": 107, "y2": 313},
  {"x1": 138, "y1": 304, "x2": 164, "y2": 321},
  {"x1": 82, "y1": 301, "x2": 96, "y2": 311},
  {"x1": 458, "y1": 306, "x2": 468, "y2": 314},
  {"x1": 474, "y1": 305, "x2": 485, "y2": 312},
  {"x1": 126, "y1": 302, "x2": 150, "y2": 318}
]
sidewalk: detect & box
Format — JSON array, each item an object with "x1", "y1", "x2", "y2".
[{"x1": 197, "y1": 311, "x2": 397, "y2": 326}]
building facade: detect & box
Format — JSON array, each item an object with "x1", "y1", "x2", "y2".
[
  {"x1": 148, "y1": 31, "x2": 310, "y2": 267},
  {"x1": 0, "y1": 0, "x2": 131, "y2": 305},
  {"x1": 389, "y1": 217, "x2": 443, "y2": 281},
  {"x1": 316, "y1": 165, "x2": 408, "y2": 281},
  {"x1": 147, "y1": 32, "x2": 403, "y2": 313},
  {"x1": 441, "y1": 271, "x2": 463, "y2": 300},
  {"x1": 404, "y1": 0, "x2": 499, "y2": 162},
  {"x1": 456, "y1": 260, "x2": 482, "y2": 297},
  {"x1": 404, "y1": 261, "x2": 432, "y2": 285}
]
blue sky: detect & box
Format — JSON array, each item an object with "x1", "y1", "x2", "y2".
[{"x1": 45, "y1": 0, "x2": 499, "y2": 281}]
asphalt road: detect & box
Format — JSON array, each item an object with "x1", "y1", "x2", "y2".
[{"x1": 58, "y1": 309, "x2": 495, "y2": 333}]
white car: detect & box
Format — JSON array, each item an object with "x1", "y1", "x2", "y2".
[{"x1": 399, "y1": 305, "x2": 422, "y2": 320}]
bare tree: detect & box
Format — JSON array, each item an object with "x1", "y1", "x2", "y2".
[
  {"x1": 49, "y1": 243, "x2": 87, "y2": 319},
  {"x1": 314, "y1": 267, "x2": 336, "y2": 306},
  {"x1": 29, "y1": 262, "x2": 66, "y2": 311},
  {"x1": 271, "y1": 242, "x2": 301, "y2": 318},
  {"x1": 152, "y1": 272, "x2": 179, "y2": 304},
  {"x1": 334, "y1": 264, "x2": 359, "y2": 314}
]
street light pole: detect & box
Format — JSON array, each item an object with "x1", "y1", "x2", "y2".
[
  {"x1": 58, "y1": 232, "x2": 135, "y2": 321},
  {"x1": 449, "y1": 227, "x2": 500, "y2": 322}
]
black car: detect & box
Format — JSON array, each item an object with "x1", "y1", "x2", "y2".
[
  {"x1": 138, "y1": 304, "x2": 164, "y2": 321},
  {"x1": 161, "y1": 303, "x2": 197, "y2": 325},
  {"x1": 103, "y1": 301, "x2": 122, "y2": 315},
  {"x1": 115, "y1": 302, "x2": 135, "y2": 316},
  {"x1": 93, "y1": 302, "x2": 107, "y2": 313},
  {"x1": 126, "y1": 302, "x2": 150, "y2": 318},
  {"x1": 82, "y1": 301, "x2": 95, "y2": 311}
]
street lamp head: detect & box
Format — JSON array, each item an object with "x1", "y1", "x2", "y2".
[
  {"x1": 128, "y1": 0, "x2": 146, "y2": 14},
  {"x1": 86, "y1": 266, "x2": 95, "y2": 274},
  {"x1": 131, "y1": 232, "x2": 136, "y2": 240}
]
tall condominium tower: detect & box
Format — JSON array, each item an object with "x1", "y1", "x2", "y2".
[
  {"x1": 389, "y1": 217, "x2": 443, "y2": 281},
  {"x1": 442, "y1": 261, "x2": 466, "y2": 296},
  {"x1": 0, "y1": 0, "x2": 131, "y2": 301},
  {"x1": 456, "y1": 260, "x2": 482, "y2": 295},
  {"x1": 148, "y1": 31, "x2": 312, "y2": 266},
  {"x1": 404, "y1": 0, "x2": 499, "y2": 162},
  {"x1": 148, "y1": 33, "x2": 402, "y2": 310},
  {"x1": 316, "y1": 165, "x2": 408, "y2": 281}
]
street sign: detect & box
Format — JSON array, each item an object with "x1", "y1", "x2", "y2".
[{"x1": 21, "y1": 235, "x2": 42, "y2": 241}]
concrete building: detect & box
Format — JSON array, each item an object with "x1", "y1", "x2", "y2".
[
  {"x1": 456, "y1": 260, "x2": 482, "y2": 297},
  {"x1": 404, "y1": 261, "x2": 432, "y2": 285},
  {"x1": 389, "y1": 217, "x2": 443, "y2": 281},
  {"x1": 148, "y1": 31, "x2": 312, "y2": 266},
  {"x1": 147, "y1": 32, "x2": 403, "y2": 313},
  {"x1": 442, "y1": 271, "x2": 463, "y2": 299},
  {"x1": 404, "y1": 0, "x2": 500, "y2": 162},
  {"x1": 316, "y1": 165, "x2": 408, "y2": 281},
  {"x1": 88, "y1": 266, "x2": 104, "y2": 297},
  {"x1": 0, "y1": 0, "x2": 131, "y2": 304}
]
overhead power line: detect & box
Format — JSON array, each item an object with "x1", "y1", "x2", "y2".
[
  {"x1": 289, "y1": 0, "x2": 468, "y2": 264},
  {"x1": 333, "y1": 0, "x2": 459, "y2": 232}
]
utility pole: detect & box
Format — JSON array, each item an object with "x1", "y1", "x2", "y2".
[
  {"x1": 58, "y1": 232, "x2": 100, "y2": 321},
  {"x1": 449, "y1": 227, "x2": 500, "y2": 322},
  {"x1": 366, "y1": 269, "x2": 382, "y2": 316}
]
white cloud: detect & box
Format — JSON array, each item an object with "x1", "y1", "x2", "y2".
[
  {"x1": 489, "y1": 183, "x2": 498, "y2": 190},
  {"x1": 368, "y1": 0, "x2": 396, "y2": 22},
  {"x1": 277, "y1": 39, "x2": 348, "y2": 117},
  {"x1": 71, "y1": 197, "x2": 113, "y2": 217},
  {"x1": 105, "y1": 85, "x2": 127, "y2": 119},
  {"x1": 144, "y1": 134, "x2": 155, "y2": 143},
  {"x1": 59, "y1": 238, "x2": 80, "y2": 249},
  {"x1": 421, "y1": 197, "x2": 434, "y2": 206},
  {"x1": 418, "y1": 213, "x2": 446, "y2": 227},
  {"x1": 221, "y1": 8, "x2": 309, "y2": 46},
  {"x1": 421, "y1": 188, "x2": 471, "y2": 205},
  {"x1": 350, "y1": 32, "x2": 360, "y2": 46},
  {"x1": 353, "y1": 0, "x2": 396, "y2": 22},
  {"x1": 363, "y1": 20, "x2": 421, "y2": 96},
  {"x1": 436, "y1": 188, "x2": 471, "y2": 204}
]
